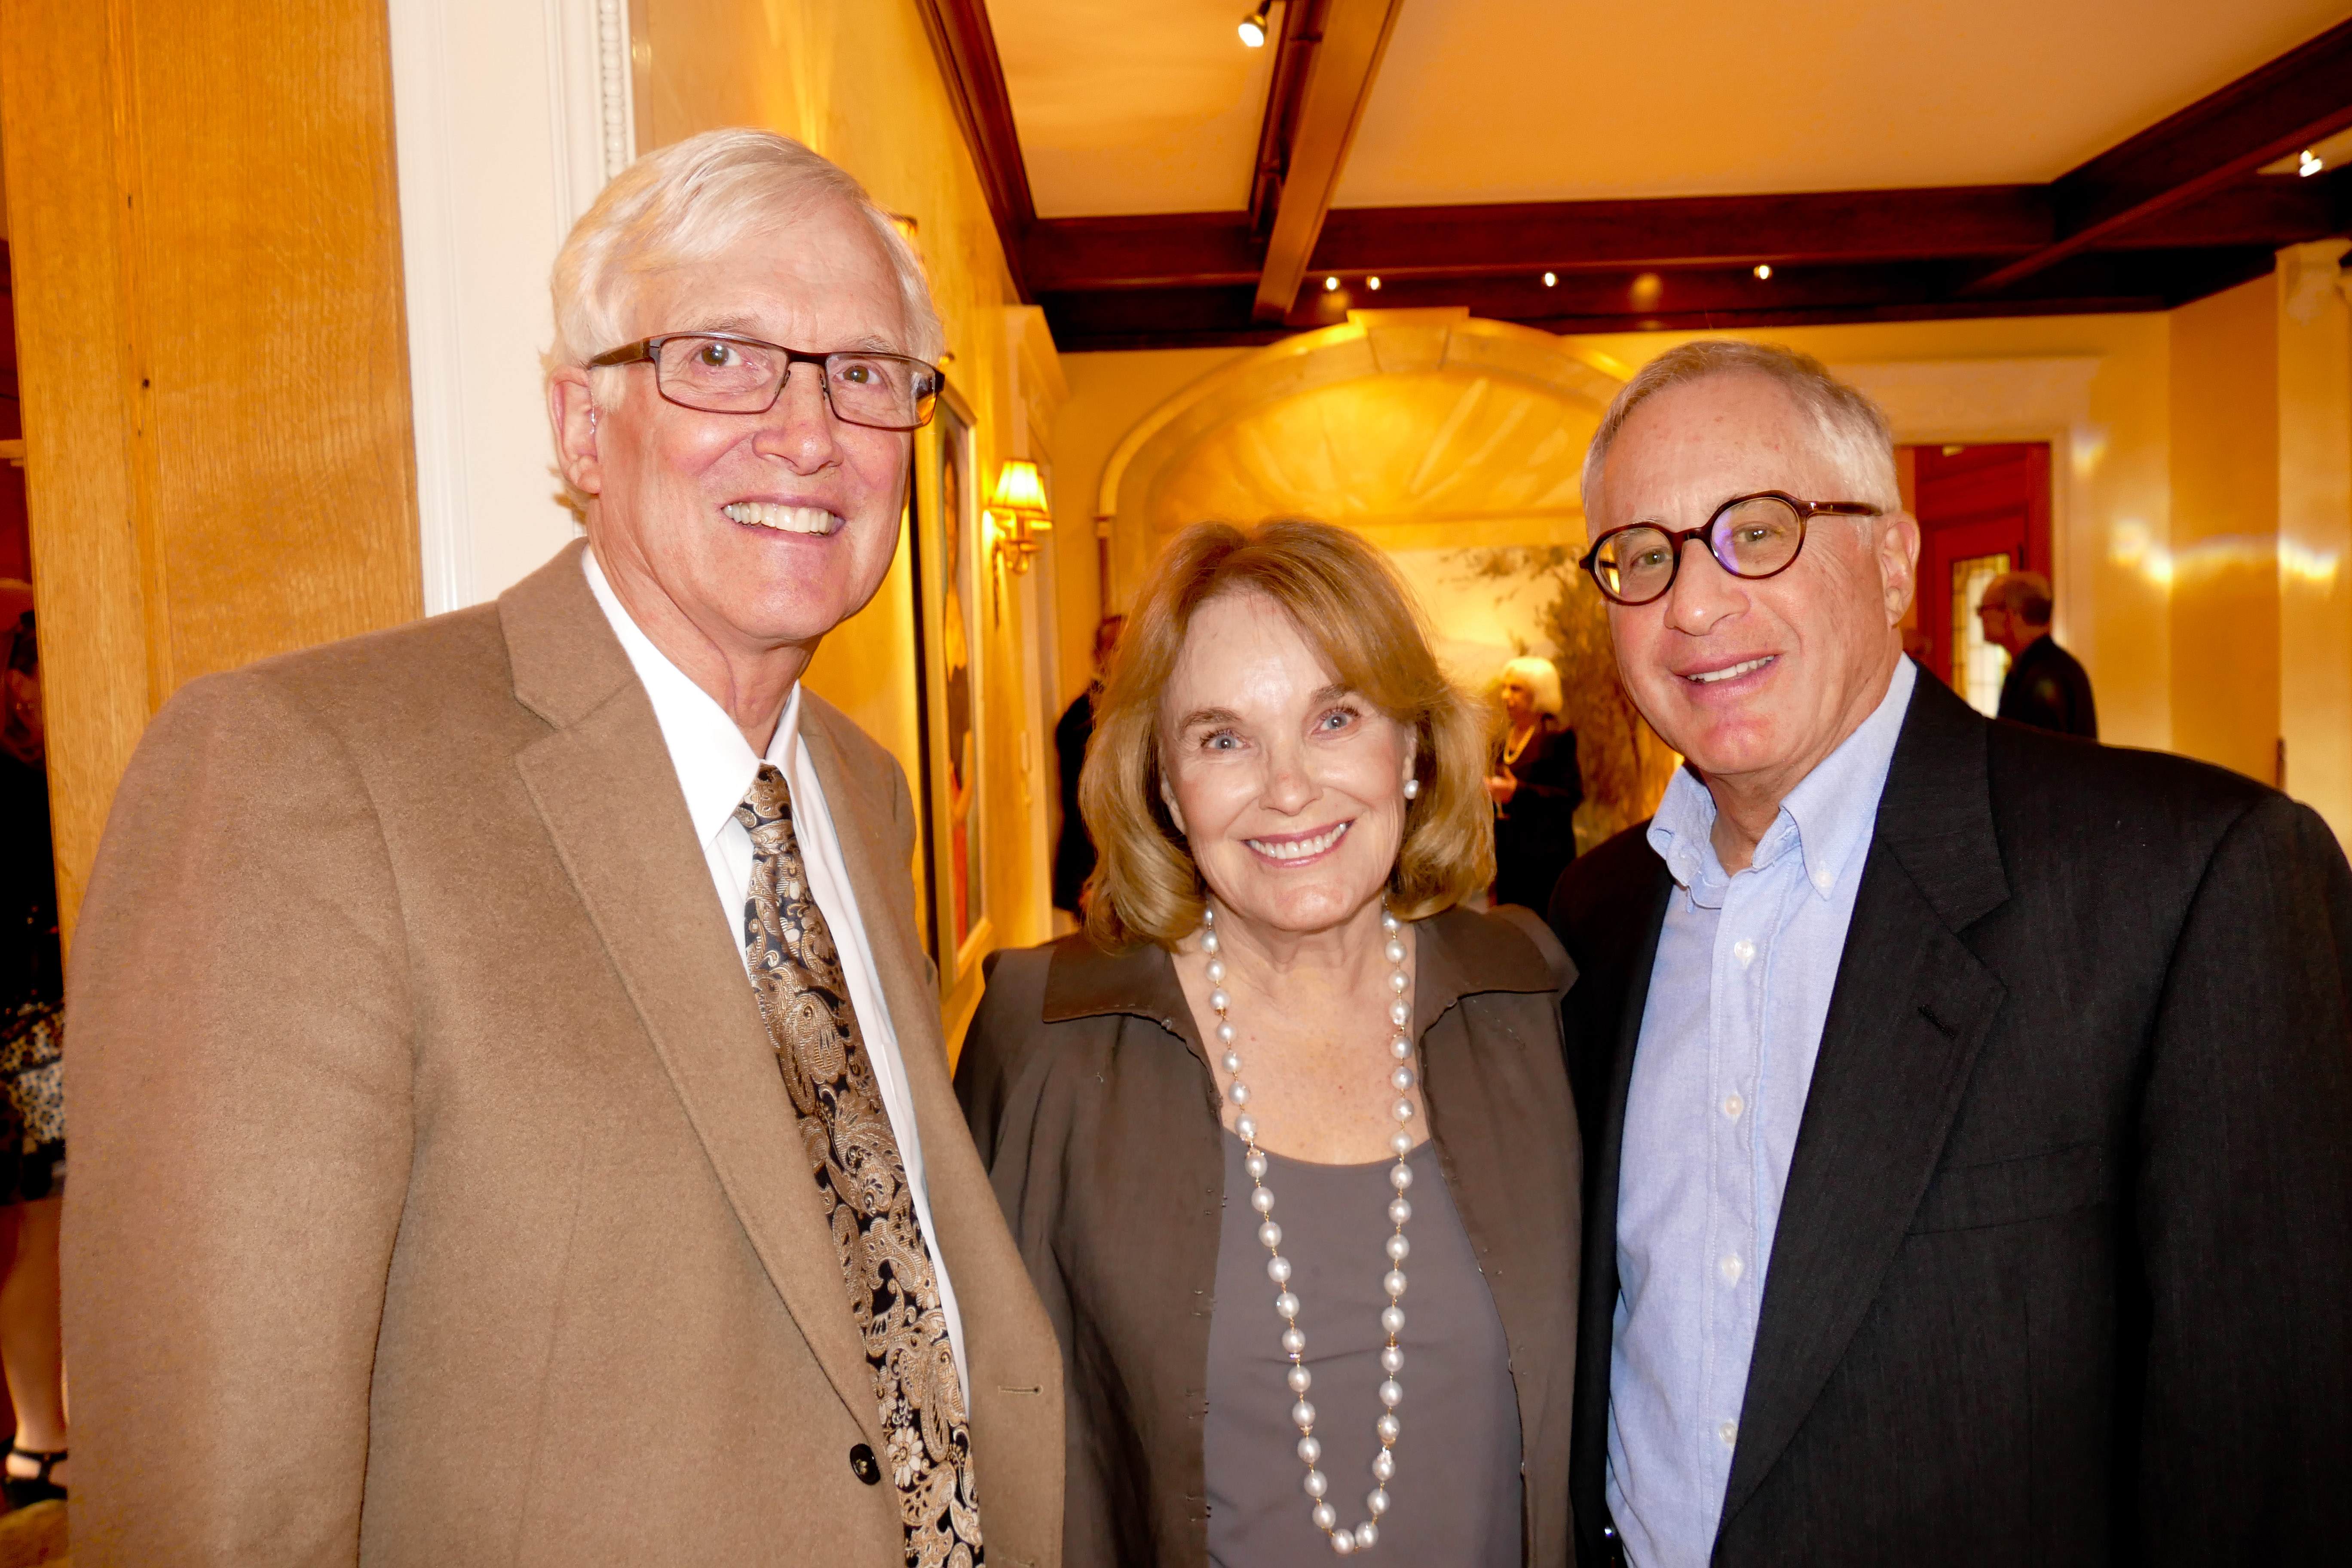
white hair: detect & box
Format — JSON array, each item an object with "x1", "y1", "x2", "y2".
[
  {"x1": 1580, "y1": 340, "x2": 1901, "y2": 520},
  {"x1": 546, "y1": 129, "x2": 946, "y2": 397},
  {"x1": 1500, "y1": 655, "x2": 1563, "y2": 718},
  {"x1": 1984, "y1": 570, "x2": 2054, "y2": 627}
]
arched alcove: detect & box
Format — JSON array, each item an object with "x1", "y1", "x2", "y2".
[
  {"x1": 1101, "y1": 307, "x2": 1624, "y2": 551},
  {"x1": 1097, "y1": 308, "x2": 1675, "y2": 842}
]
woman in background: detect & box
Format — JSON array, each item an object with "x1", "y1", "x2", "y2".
[
  {"x1": 959, "y1": 521, "x2": 1580, "y2": 1566},
  {"x1": 1483, "y1": 656, "x2": 1581, "y2": 913},
  {"x1": 0, "y1": 588, "x2": 66, "y2": 1508}
]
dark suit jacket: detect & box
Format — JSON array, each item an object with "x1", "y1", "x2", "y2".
[
  {"x1": 1051, "y1": 686, "x2": 1098, "y2": 912},
  {"x1": 957, "y1": 905, "x2": 1583, "y2": 1568},
  {"x1": 1997, "y1": 632, "x2": 2098, "y2": 737},
  {"x1": 1549, "y1": 665, "x2": 2352, "y2": 1566}
]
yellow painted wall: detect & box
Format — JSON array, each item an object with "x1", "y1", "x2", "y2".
[
  {"x1": 1049, "y1": 346, "x2": 1251, "y2": 706},
  {"x1": 2166, "y1": 277, "x2": 2279, "y2": 782},
  {"x1": 2275, "y1": 241, "x2": 2352, "y2": 842},
  {"x1": 640, "y1": 0, "x2": 1057, "y2": 1029}
]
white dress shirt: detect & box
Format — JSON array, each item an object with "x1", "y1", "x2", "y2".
[
  {"x1": 584, "y1": 549, "x2": 969, "y2": 1393},
  {"x1": 1606, "y1": 657, "x2": 1915, "y2": 1568}
]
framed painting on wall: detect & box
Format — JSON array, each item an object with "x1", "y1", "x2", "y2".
[{"x1": 911, "y1": 385, "x2": 990, "y2": 989}]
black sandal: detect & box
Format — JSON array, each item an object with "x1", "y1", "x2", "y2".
[{"x1": 3, "y1": 1445, "x2": 64, "y2": 1509}]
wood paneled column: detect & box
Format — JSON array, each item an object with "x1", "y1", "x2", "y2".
[{"x1": 0, "y1": 0, "x2": 422, "y2": 944}]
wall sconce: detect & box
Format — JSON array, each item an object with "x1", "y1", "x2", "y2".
[
  {"x1": 1238, "y1": 2, "x2": 1271, "y2": 47},
  {"x1": 987, "y1": 458, "x2": 1053, "y2": 574}
]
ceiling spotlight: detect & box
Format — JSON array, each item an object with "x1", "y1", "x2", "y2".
[
  {"x1": 1325, "y1": 275, "x2": 1339, "y2": 291},
  {"x1": 1754, "y1": 263, "x2": 1773, "y2": 280},
  {"x1": 1542, "y1": 271, "x2": 1557, "y2": 287},
  {"x1": 1239, "y1": 3, "x2": 1270, "y2": 47},
  {"x1": 2300, "y1": 148, "x2": 2324, "y2": 178},
  {"x1": 1367, "y1": 276, "x2": 1381, "y2": 291}
]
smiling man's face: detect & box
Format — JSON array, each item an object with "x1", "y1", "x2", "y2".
[
  {"x1": 563, "y1": 199, "x2": 914, "y2": 665},
  {"x1": 1599, "y1": 371, "x2": 1918, "y2": 807}
]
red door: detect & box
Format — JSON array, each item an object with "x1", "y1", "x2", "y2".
[{"x1": 1908, "y1": 443, "x2": 2051, "y2": 713}]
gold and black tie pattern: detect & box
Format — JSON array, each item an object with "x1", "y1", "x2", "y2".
[{"x1": 737, "y1": 764, "x2": 981, "y2": 1568}]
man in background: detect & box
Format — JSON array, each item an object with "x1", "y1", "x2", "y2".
[
  {"x1": 1976, "y1": 570, "x2": 2095, "y2": 737},
  {"x1": 1051, "y1": 614, "x2": 1122, "y2": 918}
]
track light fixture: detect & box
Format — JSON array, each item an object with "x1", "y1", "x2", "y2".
[{"x1": 1239, "y1": 3, "x2": 1271, "y2": 47}]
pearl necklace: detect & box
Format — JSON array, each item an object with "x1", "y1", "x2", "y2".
[{"x1": 1202, "y1": 902, "x2": 1418, "y2": 1557}]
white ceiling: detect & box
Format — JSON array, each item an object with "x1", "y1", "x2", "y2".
[
  {"x1": 992, "y1": 0, "x2": 1278, "y2": 217},
  {"x1": 986, "y1": 0, "x2": 2352, "y2": 218},
  {"x1": 1335, "y1": 0, "x2": 2352, "y2": 206}
]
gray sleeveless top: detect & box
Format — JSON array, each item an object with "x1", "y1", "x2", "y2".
[{"x1": 1205, "y1": 1130, "x2": 1523, "y2": 1566}]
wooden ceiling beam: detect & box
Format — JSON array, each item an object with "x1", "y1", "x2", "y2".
[
  {"x1": 1963, "y1": 17, "x2": 2352, "y2": 294},
  {"x1": 1250, "y1": 0, "x2": 1407, "y2": 321},
  {"x1": 913, "y1": 0, "x2": 1037, "y2": 299},
  {"x1": 1038, "y1": 243, "x2": 2281, "y2": 351},
  {"x1": 1311, "y1": 186, "x2": 2052, "y2": 276},
  {"x1": 1020, "y1": 173, "x2": 2341, "y2": 294},
  {"x1": 1024, "y1": 213, "x2": 1263, "y2": 293}
]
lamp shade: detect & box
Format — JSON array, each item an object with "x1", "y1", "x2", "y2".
[{"x1": 989, "y1": 459, "x2": 1052, "y2": 529}]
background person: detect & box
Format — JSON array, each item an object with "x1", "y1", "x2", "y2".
[
  {"x1": 64, "y1": 131, "x2": 1060, "y2": 1565},
  {"x1": 960, "y1": 520, "x2": 1582, "y2": 1567},
  {"x1": 1485, "y1": 655, "x2": 1582, "y2": 910},
  {"x1": 1051, "y1": 614, "x2": 1124, "y2": 918},
  {"x1": 1975, "y1": 570, "x2": 2095, "y2": 737},
  {"x1": 1551, "y1": 339, "x2": 2352, "y2": 1566},
  {"x1": 0, "y1": 589, "x2": 65, "y2": 1510}
]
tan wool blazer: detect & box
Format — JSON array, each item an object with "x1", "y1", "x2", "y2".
[{"x1": 62, "y1": 542, "x2": 1062, "y2": 1568}]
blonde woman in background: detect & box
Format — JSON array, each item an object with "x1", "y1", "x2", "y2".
[
  {"x1": 1485, "y1": 655, "x2": 1583, "y2": 913},
  {"x1": 959, "y1": 520, "x2": 1582, "y2": 1567}
]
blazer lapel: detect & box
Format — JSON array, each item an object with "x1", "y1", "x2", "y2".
[
  {"x1": 1718, "y1": 672, "x2": 2012, "y2": 1532},
  {"x1": 500, "y1": 548, "x2": 885, "y2": 1450},
  {"x1": 1571, "y1": 858, "x2": 1673, "y2": 1548}
]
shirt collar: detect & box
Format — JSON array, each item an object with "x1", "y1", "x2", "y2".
[
  {"x1": 582, "y1": 547, "x2": 801, "y2": 848},
  {"x1": 1645, "y1": 656, "x2": 1917, "y2": 905}
]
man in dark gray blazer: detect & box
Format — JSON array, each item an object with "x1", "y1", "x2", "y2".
[{"x1": 1549, "y1": 339, "x2": 2352, "y2": 1567}]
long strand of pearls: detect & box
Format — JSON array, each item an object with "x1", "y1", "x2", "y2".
[{"x1": 1204, "y1": 901, "x2": 1418, "y2": 1556}]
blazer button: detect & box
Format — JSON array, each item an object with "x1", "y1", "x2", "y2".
[{"x1": 849, "y1": 1443, "x2": 882, "y2": 1485}]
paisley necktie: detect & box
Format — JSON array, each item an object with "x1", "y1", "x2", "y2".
[{"x1": 736, "y1": 763, "x2": 981, "y2": 1568}]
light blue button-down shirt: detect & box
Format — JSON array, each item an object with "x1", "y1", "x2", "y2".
[{"x1": 1606, "y1": 658, "x2": 1915, "y2": 1568}]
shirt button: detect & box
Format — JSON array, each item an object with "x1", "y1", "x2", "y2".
[
  {"x1": 1719, "y1": 1253, "x2": 1743, "y2": 1285},
  {"x1": 1718, "y1": 1419, "x2": 1739, "y2": 1447},
  {"x1": 1722, "y1": 1092, "x2": 1744, "y2": 1120},
  {"x1": 1813, "y1": 867, "x2": 1834, "y2": 891},
  {"x1": 1731, "y1": 938, "x2": 1756, "y2": 967}
]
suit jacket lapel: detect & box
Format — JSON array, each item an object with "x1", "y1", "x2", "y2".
[
  {"x1": 1572, "y1": 860, "x2": 1673, "y2": 1545},
  {"x1": 500, "y1": 547, "x2": 885, "y2": 1450},
  {"x1": 1718, "y1": 672, "x2": 2012, "y2": 1532}
]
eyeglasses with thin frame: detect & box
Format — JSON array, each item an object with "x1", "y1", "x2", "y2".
[
  {"x1": 1579, "y1": 491, "x2": 1882, "y2": 606},
  {"x1": 586, "y1": 331, "x2": 945, "y2": 431}
]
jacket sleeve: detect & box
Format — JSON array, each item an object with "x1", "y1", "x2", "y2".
[
  {"x1": 2136, "y1": 793, "x2": 2352, "y2": 1560},
  {"x1": 63, "y1": 671, "x2": 415, "y2": 1568}
]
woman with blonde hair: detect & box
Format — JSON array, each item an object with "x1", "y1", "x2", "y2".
[
  {"x1": 1485, "y1": 655, "x2": 1583, "y2": 912},
  {"x1": 959, "y1": 520, "x2": 1581, "y2": 1567}
]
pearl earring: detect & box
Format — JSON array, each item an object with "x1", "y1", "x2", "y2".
[{"x1": 1402, "y1": 778, "x2": 1420, "y2": 800}]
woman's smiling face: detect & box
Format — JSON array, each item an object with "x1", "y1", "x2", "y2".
[{"x1": 1159, "y1": 591, "x2": 1413, "y2": 938}]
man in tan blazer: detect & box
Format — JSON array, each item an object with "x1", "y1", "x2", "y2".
[{"x1": 63, "y1": 129, "x2": 1061, "y2": 1567}]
